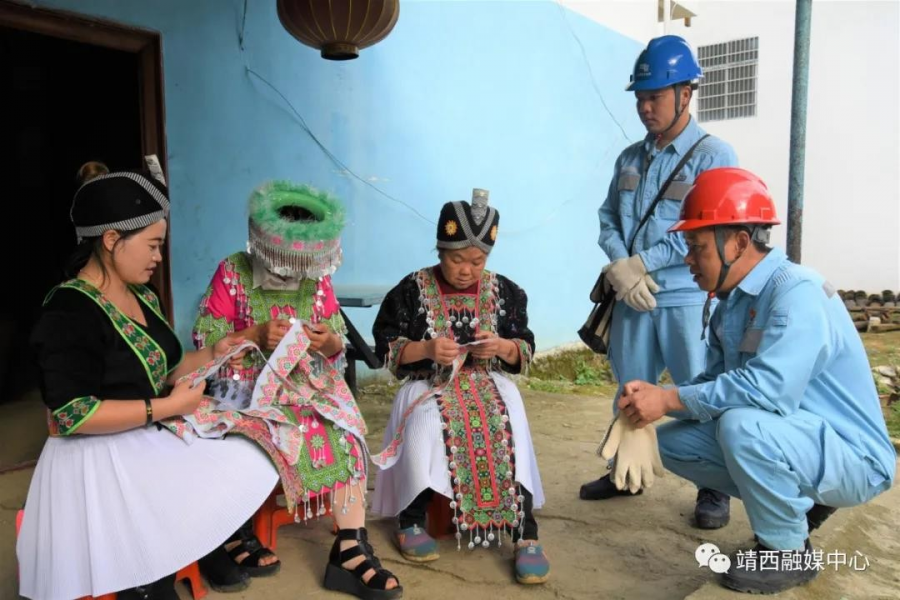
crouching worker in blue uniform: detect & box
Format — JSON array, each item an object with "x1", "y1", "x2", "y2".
[{"x1": 604, "y1": 167, "x2": 896, "y2": 594}]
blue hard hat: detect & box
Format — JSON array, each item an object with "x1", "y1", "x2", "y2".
[{"x1": 627, "y1": 35, "x2": 702, "y2": 91}]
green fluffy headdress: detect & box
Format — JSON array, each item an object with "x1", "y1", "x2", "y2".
[{"x1": 247, "y1": 181, "x2": 346, "y2": 278}]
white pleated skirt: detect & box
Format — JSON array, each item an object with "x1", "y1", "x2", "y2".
[
  {"x1": 372, "y1": 372, "x2": 545, "y2": 517},
  {"x1": 16, "y1": 426, "x2": 279, "y2": 600}
]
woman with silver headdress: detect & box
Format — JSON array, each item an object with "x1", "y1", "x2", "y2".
[
  {"x1": 371, "y1": 189, "x2": 550, "y2": 585},
  {"x1": 191, "y1": 181, "x2": 401, "y2": 600}
]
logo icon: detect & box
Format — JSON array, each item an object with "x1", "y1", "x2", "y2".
[
  {"x1": 708, "y1": 553, "x2": 732, "y2": 574},
  {"x1": 696, "y1": 542, "x2": 731, "y2": 574},
  {"x1": 695, "y1": 543, "x2": 720, "y2": 567}
]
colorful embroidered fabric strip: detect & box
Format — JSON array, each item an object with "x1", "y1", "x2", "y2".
[{"x1": 48, "y1": 396, "x2": 102, "y2": 436}]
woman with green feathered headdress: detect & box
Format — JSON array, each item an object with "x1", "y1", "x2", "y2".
[{"x1": 192, "y1": 181, "x2": 402, "y2": 599}]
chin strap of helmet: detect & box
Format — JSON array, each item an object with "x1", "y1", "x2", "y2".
[
  {"x1": 701, "y1": 226, "x2": 771, "y2": 340},
  {"x1": 660, "y1": 82, "x2": 693, "y2": 137}
]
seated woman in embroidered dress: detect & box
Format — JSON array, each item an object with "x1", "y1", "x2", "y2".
[
  {"x1": 18, "y1": 162, "x2": 279, "y2": 600},
  {"x1": 371, "y1": 189, "x2": 550, "y2": 585},
  {"x1": 192, "y1": 181, "x2": 400, "y2": 600}
]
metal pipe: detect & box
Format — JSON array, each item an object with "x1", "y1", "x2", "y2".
[{"x1": 787, "y1": 0, "x2": 813, "y2": 262}]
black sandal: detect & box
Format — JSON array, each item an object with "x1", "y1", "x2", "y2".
[
  {"x1": 226, "y1": 531, "x2": 282, "y2": 577},
  {"x1": 324, "y1": 528, "x2": 403, "y2": 600},
  {"x1": 198, "y1": 544, "x2": 250, "y2": 593}
]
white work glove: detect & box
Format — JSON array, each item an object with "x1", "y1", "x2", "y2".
[
  {"x1": 622, "y1": 274, "x2": 660, "y2": 312},
  {"x1": 598, "y1": 415, "x2": 665, "y2": 494},
  {"x1": 603, "y1": 255, "x2": 647, "y2": 298}
]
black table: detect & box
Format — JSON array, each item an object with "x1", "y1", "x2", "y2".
[{"x1": 335, "y1": 285, "x2": 392, "y2": 396}]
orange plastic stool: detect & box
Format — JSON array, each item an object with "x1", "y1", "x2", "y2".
[
  {"x1": 426, "y1": 495, "x2": 457, "y2": 540},
  {"x1": 15, "y1": 509, "x2": 24, "y2": 580},
  {"x1": 174, "y1": 562, "x2": 207, "y2": 600},
  {"x1": 253, "y1": 484, "x2": 335, "y2": 551}
]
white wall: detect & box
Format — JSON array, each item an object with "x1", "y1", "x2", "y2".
[
  {"x1": 562, "y1": 0, "x2": 659, "y2": 42},
  {"x1": 564, "y1": 0, "x2": 900, "y2": 292}
]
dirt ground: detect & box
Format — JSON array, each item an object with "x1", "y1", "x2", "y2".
[{"x1": 1, "y1": 380, "x2": 898, "y2": 600}]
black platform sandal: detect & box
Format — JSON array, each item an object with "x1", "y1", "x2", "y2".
[
  {"x1": 226, "y1": 525, "x2": 281, "y2": 577},
  {"x1": 323, "y1": 528, "x2": 403, "y2": 600},
  {"x1": 198, "y1": 544, "x2": 250, "y2": 593}
]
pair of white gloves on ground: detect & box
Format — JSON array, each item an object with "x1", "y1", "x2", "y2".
[
  {"x1": 598, "y1": 415, "x2": 665, "y2": 493},
  {"x1": 603, "y1": 255, "x2": 659, "y2": 312}
]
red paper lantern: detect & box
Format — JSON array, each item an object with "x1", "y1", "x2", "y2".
[{"x1": 277, "y1": 0, "x2": 400, "y2": 61}]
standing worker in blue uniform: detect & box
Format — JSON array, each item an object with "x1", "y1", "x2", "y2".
[
  {"x1": 610, "y1": 167, "x2": 896, "y2": 594},
  {"x1": 580, "y1": 35, "x2": 738, "y2": 530}
]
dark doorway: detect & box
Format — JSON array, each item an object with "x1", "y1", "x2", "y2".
[
  {"x1": 0, "y1": 1, "x2": 169, "y2": 470},
  {"x1": 0, "y1": 25, "x2": 144, "y2": 404}
]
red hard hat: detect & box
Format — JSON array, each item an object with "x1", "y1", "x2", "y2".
[{"x1": 668, "y1": 167, "x2": 781, "y2": 232}]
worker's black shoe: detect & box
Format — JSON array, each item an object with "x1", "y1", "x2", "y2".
[
  {"x1": 695, "y1": 488, "x2": 730, "y2": 529},
  {"x1": 579, "y1": 474, "x2": 642, "y2": 500},
  {"x1": 806, "y1": 504, "x2": 837, "y2": 532},
  {"x1": 720, "y1": 539, "x2": 819, "y2": 594}
]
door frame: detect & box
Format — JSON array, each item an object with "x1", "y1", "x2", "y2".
[{"x1": 0, "y1": 0, "x2": 173, "y2": 320}]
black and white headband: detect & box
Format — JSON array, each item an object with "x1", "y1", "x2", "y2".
[{"x1": 70, "y1": 171, "x2": 170, "y2": 242}]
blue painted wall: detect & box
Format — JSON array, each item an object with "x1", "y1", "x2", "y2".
[{"x1": 36, "y1": 0, "x2": 645, "y2": 352}]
